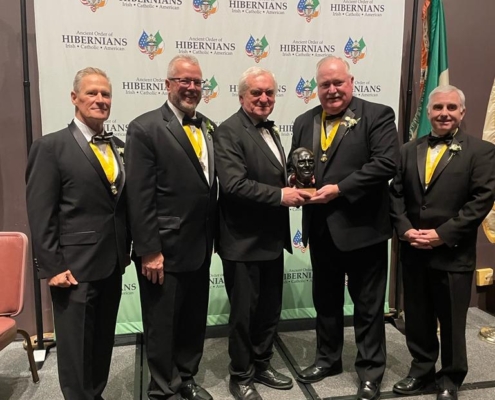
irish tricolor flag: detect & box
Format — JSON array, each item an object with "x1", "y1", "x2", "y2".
[{"x1": 410, "y1": 0, "x2": 449, "y2": 139}]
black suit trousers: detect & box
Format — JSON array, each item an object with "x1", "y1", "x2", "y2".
[
  {"x1": 402, "y1": 258, "x2": 473, "y2": 389},
  {"x1": 309, "y1": 221, "x2": 387, "y2": 383},
  {"x1": 50, "y1": 266, "x2": 122, "y2": 400},
  {"x1": 222, "y1": 256, "x2": 284, "y2": 384},
  {"x1": 137, "y1": 258, "x2": 210, "y2": 400}
]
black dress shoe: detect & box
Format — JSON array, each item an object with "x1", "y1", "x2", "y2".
[
  {"x1": 357, "y1": 381, "x2": 380, "y2": 400},
  {"x1": 437, "y1": 389, "x2": 458, "y2": 400},
  {"x1": 228, "y1": 380, "x2": 262, "y2": 400},
  {"x1": 180, "y1": 383, "x2": 213, "y2": 400},
  {"x1": 254, "y1": 365, "x2": 293, "y2": 389},
  {"x1": 296, "y1": 363, "x2": 343, "y2": 383},
  {"x1": 393, "y1": 376, "x2": 433, "y2": 394}
]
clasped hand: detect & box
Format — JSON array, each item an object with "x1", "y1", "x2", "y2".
[
  {"x1": 403, "y1": 229, "x2": 444, "y2": 249},
  {"x1": 281, "y1": 187, "x2": 313, "y2": 207},
  {"x1": 287, "y1": 175, "x2": 339, "y2": 205},
  {"x1": 306, "y1": 184, "x2": 340, "y2": 204}
]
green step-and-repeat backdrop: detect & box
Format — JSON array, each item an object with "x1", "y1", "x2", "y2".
[{"x1": 33, "y1": 0, "x2": 404, "y2": 334}]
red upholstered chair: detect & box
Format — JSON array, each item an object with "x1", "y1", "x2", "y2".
[{"x1": 0, "y1": 232, "x2": 39, "y2": 383}]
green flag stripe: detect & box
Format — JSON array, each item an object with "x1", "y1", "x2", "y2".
[
  {"x1": 310, "y1": 78, "x2": 317, "y2": 91},
  {"x1": 209, "y1": 76, "x2": 218, "y2": 89},
  {"x1": 155, "y1": 31, "x2": 163, "y2": 45},
  {"x1": 261, "y1": 36, "x2": 269, "y2": 49}
]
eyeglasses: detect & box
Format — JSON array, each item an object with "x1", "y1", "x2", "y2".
[{"x1": 168, "y1": 78, "x2": 205, "y2": 88}]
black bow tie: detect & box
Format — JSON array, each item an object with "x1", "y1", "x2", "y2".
[
  {"x1": 256, "y1": 120, "x2": 275, "y2": 130},
  {"x1": 182, "y1": 115, "x2": 203, "y2": 129},
  {"x1": 325, "y1": 111, "x2": 346, "y2": 120},
  {"x1": 91, "y1": 132, "x2": 113, "y2": 144},
  {"x1": 427, "y1": 133, "x2": 453, "y2": 148}
]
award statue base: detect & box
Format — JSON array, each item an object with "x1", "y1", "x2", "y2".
[{"x1": 301, "y1": 187, "x2": 316, "y2": 195}]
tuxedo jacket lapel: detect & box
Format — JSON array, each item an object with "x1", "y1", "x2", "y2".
[
  {"x1": 315, "y1": 104, "x2": 356, "y2": 178},
  {"x1": 312, "y1": 111, "x2": 321, "y2": 156},
  {"x1": 312, "y1": 111, "x2": 323, "y2": 181},
  {"x1": 272, "y1": 130, "x2": 287, "y2": 181},
  {"x1": 427, "y1": 135, "x2": 461, "y2": 191},
  {"x1": 239, "y1": 109, "x2": 283, "y2": 173},
  {"x1": 416, "y1": 140, "x2": 428, "y2": 191},
  {"x1": 325, "y1": 108, "x2": 355, "y2": 165},
  {"x1": 160, "y1": 104, "x2": 209, "y2": 186},
  {"x1": 68, "y1": 121, "x2": 115, "y2": 198},
  {"x1": 200, "y1": 117, "x2": 215, "y2": 187},
  {"x1": 109, "y1": 139, "x2": 125, "y2": 201}
]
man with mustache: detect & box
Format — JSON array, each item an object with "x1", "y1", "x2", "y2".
[
  {"x1": 26, "y1": 67, "x2": 129, "y2": 399},
  {"x1": 288, "y1": 56, "x2": 399, "y2": 400},
  {"x1": 390, "y1": 85, "x2": 495, "y2": 400},
  {"x1": 125, "y1": 55, "x2": 217, "y2": 400}
]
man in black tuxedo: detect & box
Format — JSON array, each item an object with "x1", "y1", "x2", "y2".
[
  {"x1": 390, "y1": 85, "x2": 495, "y2": 400},
  {"x1": 214, "y1": 67, "x2": 311, "y2": 400},
  {"x1": 125, "y1": 55, "x2": 216, "y2": 400},
  {"x1": 288, "y1": 56, "x2": 399, "y2": 400},
  {"x1": 26, "y1": 67, "x2": 128, "y2": 400}
]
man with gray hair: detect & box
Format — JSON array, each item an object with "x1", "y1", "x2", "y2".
[
  {"x1": 214, "y1": 66, "x2": 311, "y2": 400},
  {"x1": 125, "y1": 55, "x2": 217, "y2": 400},
  {"x1": 26, "y1": 67, "x2": 129, "y2": 399},
  {"x1": 390, "y1": 85, "x2": 495, "y2": 400},
  {"x1": 288, "y1": 56, "x2": 399, "y2": 400}
]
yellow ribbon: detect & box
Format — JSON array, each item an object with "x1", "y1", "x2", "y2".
[
  {"x1": 425, "y1": 144, "x2": 448, "y2": 186},
  {"x1": 90, "y1": 143, "x2": 116, "y2": 184},
  {"x1": 183, "y1": 125, "x2": 203, "y2": 159},
  {"x1": 320, "y1": 111, "x2": 341, "y2": 152}
]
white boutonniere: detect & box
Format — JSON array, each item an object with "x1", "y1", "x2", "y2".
[
  {"x1": 116, "y1": 147, "x2": 125, "y2": 165},
  {"x1": 448, "y1": 143, "x2": 462, "y2": 161},
  {"x1": 341, "y1": 116, "x2": 361, "y2": 128},
  {"x1": 272, "y1": 125, "x2": 280, "y2": 138},
  {"x1": 206, "y1": 120, "x2": 215, "y2": 140},
  {"x1": 449, "y1": 143, "x2": 461, "y2": 153}
]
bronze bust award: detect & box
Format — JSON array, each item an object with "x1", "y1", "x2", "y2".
[{"x1": 292, "y1": 147, "x2": 316, "y2": 194}]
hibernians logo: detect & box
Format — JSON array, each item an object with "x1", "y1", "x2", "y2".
[
  {"x1": 138, "y1": 30, "x2": 164, "y2": 60},
  {"x1": 292, "y1": 229, "x2": 307, "y2": 253},
  {"x1": 297, "y1": 0, "x2": 320, "y2": 22},
  {"x1": 245, "y1": 35, "x2": 269, "y2": 63},
  {"x1": 296, "y1": 77, "x2": 317, "y2": 103},
  {"x1": 104, "y1": 120, "x2": 129, "y2": 139},
  {"x1": 202, "y1": 77, "x2": 219, "y2": 103},
  {"x1": 193, "y1": 0, "x2": 218, "y2": 19},
  {"x1": 353, "y1": 80, "x2": 381, "y2": 98},
  {"x1": 209, "y1": 273, "x2": 225, "y2": 288},
  {"x1": 122, "y1": 282, "x2": 137, "y2": 295},
  {"x1": 80, "y1": 0, "x2": 107, "y2": 12},
  {"x1": 344, "y1": 37, "x2": 366, "y2": 64}
]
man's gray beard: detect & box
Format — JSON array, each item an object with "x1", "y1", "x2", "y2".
[{"x1": 169, "y1": 92, "x2": 199, "y2": 115}]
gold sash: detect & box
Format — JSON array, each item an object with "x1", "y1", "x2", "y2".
[
  {"x1": 425, "y1": 144, "x2": 448, "y2": 187},
  {"x1": 90, "y1": 143, "x2": 118, "y2": 194},
  {"x1": 183, "y1": 125, "x2": 203, "y2": 159},
  {"x1": 320, "y1": 111, "x2": 341, "y2": 152}
]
